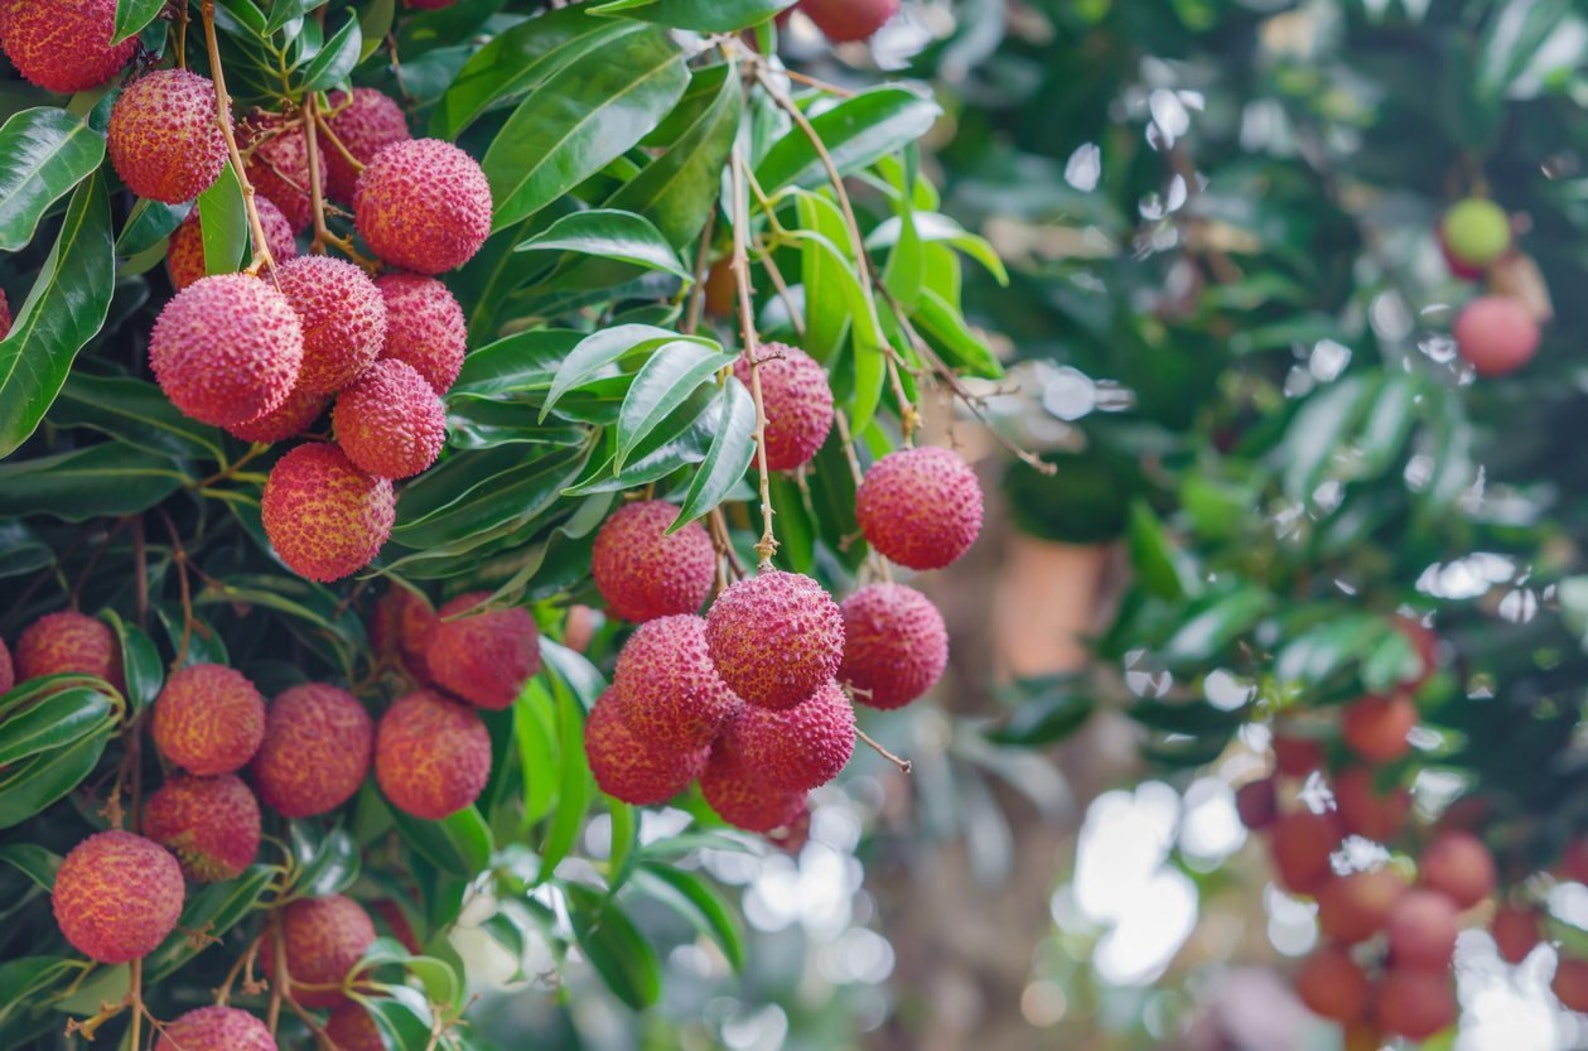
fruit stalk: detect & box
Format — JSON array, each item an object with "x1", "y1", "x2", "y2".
[
  {"x1": 201, "y1": 0, "x2": 278, "y2": 274},
  {"x1": 728, "y1": 144, "x2": 779, "y2": 567}
]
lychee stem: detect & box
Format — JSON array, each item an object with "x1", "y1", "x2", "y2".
[
  {"x1": 200, "y1": 0, "x2": 277, "y2": 275},
  {"x1": 856, "y1": 726, "x2": 912, "y2": 774},
  {"x1": 681, "y1": 207, "x2": 715, "y2": 336},
  {"x1": 303, "y1": 93, "x2": 332, "y2": 255},
  {"x1": 127, "y1": 960, "x2": 143, "y2": 1051},
  {"x1": 728, "y1": 144, "x2": 779, "y2": 568}
]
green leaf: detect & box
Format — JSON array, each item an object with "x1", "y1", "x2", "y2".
[
  {"x1": 911, "y1": 288, "x2": 1002, "y2": 379},
  {"x1": 1139, "y1": 730, "x2": 1236, "y2": 768},
  {"x1": 299, "y1": 13, "x2": 362, "y2": 91},
  {"x1": 449, "y1": 328, "x2": 582, "y2": 398},
  {"x1": 388, "y1": 803, "x2": 493, "y2": 879},
  {"x1": 363, "y1": 986, "x2": 439, "y2": 1051},
  {"x1": 1279, "y1": 374, "x2": 1380, "y2": 505},
  {"x1": 357, "y1": 0, "x2": 394, "y2": 59},
  {"x1": 287, "y1": 824, "x2": 361, "y2": 899},
  {"x1": 0, "y1": 844, "x2": 61, "y2": 891},
  {"x1": 51, "y1": 373, "x2": 226, "y2": 461},
  {"x1": 1159, "y1": 587, "x2": 1272, "y2": 664},
  {"x1": 591, "y1": 0, "x2": 796, "y2": 34},
  {"x1": 756, "y1": 86, "x2": 941, "y2": 192},
  {"x1": 198, "y1": 161, "x2": 249, "y2": 277},
  {"x1": 264, "y1": 0, "x2": 311, "y2": 33},
  {"x1": 564, "y1": 882, "x2": 662, "y2": 1009},
  {"x1": 542, "y1": 325, "x2": 714, "y2": 419},
  {"x1": 985, "y1": 687, "x2": 1095, "y2": 746},
  {"x1": 794, "y1": 191, "x2": 854, "y2": 363},
  {"x1": 113, "y1": 0, "x2": 168, "y2": 42},
  {"x1": 0, "y1": 723, "x2": 114, "y2": 830},
  {"x1": 100, "y1": 609, "x2": 162, "y2": 713},
  {"x1": 1126, "y1": 501, "x2": 1191, "y2": 602},
  {"x1": 538, "y1": 663, "x2": 594, "y2": 882},
  {"x1": 0, "y1": 109, "x2": 105, "y2": 253},
  {"x1": 514, "y1": 208, "x2": 690, "y2": 278},
  {"x1": 866, "y1": 212, "x2": 1007, "y2": 285},
  {"x1": 214, "y1": 0, "x2": 268, "y2": 34},
  {"x1": 115, "y1": 198, "x2": 188, "y2": 258},
  {"x1": 617, "y1": 344, "x2": 737, "y2": 469},
  {"x1": 635, "y1": 865, "x2": 745, "y2": 970},
  {"x1": 516, "y1": 680, "x2": 560, "y2": 827},
  {"x1": 673, "y1": 375, "x2": 756, "y2": 526},
  {"x1": 0, "y1": 444, "x2": 188, "y2": 522},
  {"x1": 144, "y1": 865, "x2": 276, "y2": 981}
]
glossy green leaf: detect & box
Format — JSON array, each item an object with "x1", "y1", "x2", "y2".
[
  {"x1": 0, "y1": 957, "x2": 78, "y2": 1034},
  {"x1": 144, "y1": 865, "x2": 276, "y2": 981},
  {"x1": 1159, "y1": 587, "x2": 1272, "y2": 664},
  {"x1": 866, "y1": 212, "x2": 1008, "y2": 285},
  {"x1": 198, "y1": 161, "x2": 249, "y2": 276},
  {"x1": 357, "y1": 0, "x2": 394, "y2": 59},
  {"x1": 635, "y1": 864, "x2": 745, "y2": 970},
  {"x1": 287, "y1": 824, "x2": 361, "y2": 899},
  {"x1": 51, "y1": 373, "x2": 225, "y2": 461},
  {"x1": 542, "y1": 325, "x2": 714, "y2": 419},
  {"x1": 592, "y1": 0, "x2": 796, "y2": 32},
  {"x1": 1126, "y1": 501, "x2": 1191, "y2": 602},
  {"x1": 794, "y1": 190, "x2": 854, "y2": 362},
  {"x1": 564, "y1": 882, "x2": 661, "y2": 1009},
  {"x1": 538, "y1": 668, "x2": 594, "y2": 882},
  {"x1": 100, "y1": 609, "x2": 162, "y2": 712},
  {"x1": 673, "y1": 375, "x2": 756, "y2": 527},
  {"x1": 515, "y1": 208, "x2": 689, "y2": 278},
  {"x1": 617, "y1": 344, "x2": 736, "y2": 468},
  {"x1": 0, "y1": 109, "x2": 105, "y2": 253},
  {"x1": 115, "y1": 198, "x2": 188, "y2": 257},
  {"x1": 214, "y1": 0, "x2": 268, "y2": 34},
  {"x1": 0, "y1": 844, "x2": 60, "y2": 891},
  {"x1": 450, "y1": 329, "x2": 583, "y2": 398},
  {"x1": 756, "y1": 86, "x2": 941, "y2": 192},
  {"x1": 0, "y1": 444, "x2": 188, "y2": 522},
  {"x1": 1279, "y1": 374, "x2": 1379, "y2": 505},
  {"x1": 606, "y1": 800, "x2": 639, "y2": 894},
  {"x1": 911, "y1": 288, "x2": 1002, "y2": 379},
  {"x1": 299, "y1": 13, "x2": 362, "y2": 91},
  {"x1": 363, "y1": 985, "x2": 439, "y2": 1051},
  {"x1": 388, "y1": 803, "x2": 494, "y2": 879},
  {"x1": 0, "y1": 723, "x2": 114, "y2": 830},
  {"x1": 985, "y1": 686, "x2": 1095, "y2": 746}
]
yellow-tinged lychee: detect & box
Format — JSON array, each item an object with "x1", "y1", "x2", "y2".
[
  {"x1": 225, "y1": 382, "x2": 328, "y2": 445},
  {"x1": 611, "y1": 615, "x2": 737, "y2": 751},
  {"x1": 252, "y1": 683, "x2": 373, "y2": 818},
  {"x1": 324, "y1": 88, "x2": 411, "y2": 201},
  {"x1": 591, "y1": 500, "x2": 716, "y2": 623},
  {"x1": 239, "y1": 112, "x2": 326, "y2": 233},
  {"x1": 14, "y1": 610, "x2": 123, "y2": 690},
  {"x1": 272, "y1": 255, "x2": 388, "y2": 394},
  {"x1": 1441, "y1": 197, "x2": 1511, "y2": 269},
  {"x1": 167, "y1": 196, "x2": 298, "y2": 290},
  {"x1": 323, "y1": 1004, "x2": 384, "y2": 1051},
  {"x1": 354, "y1": 138, "x2": 492, "y2": 274},
  {"x1": 732, "y1": 343, "x2": 834, "y2": 471},
  {"x1": 260, "y1": 443, "x2": 395, "y2": 582},
  {"x1": 333, "y1": 359, "x2": 446, "y2": 479},
  {"x1": 142, "y1": 773, "x2": 262, "y2": 882},
  {"x1": 700, "y1": 740, "x2": 807, "y2": 833},
  {"x1": 586, "y1": 689, "x2": 706, "y2": 806},
  {"x1": 856, "y1": 446, "x2": 984, "y2": 571},
  {"x1": 705, "y1": 571, "x2": 844, "y2": 710},
  {"x1": 0, "y1": 0, "x2": 135, "y2": 93},
  {"x1": 107, "y1": 69, "x2": 228, "y2": 204},
  {"x1": 52, "y1": 831, "x2": 183, "y2": 964},
  {"x1": 374, "y1": 689, "x2": 491, "y2": 820},
  {"x1": 375, "y1": 273, "x2": 467, "y2": 396},
  {"x1": 260, "y1": 894, "x2": 376, "y2": 1008},
  {"x1": 150, "y1": 662, "x2": 267, "y2": 776},
  {"x1": 424, "y1": 593, "x2": 540, "y2": 710},
  {"x1": 723, "y1": 681, "x2": 855, "y2": 792},
  {"x1": 838, "y1": 583, "x2": 948, "y2": 710},
  {"x1": 154, "y1": 1006, "x2": 277, "y2": 1051}
]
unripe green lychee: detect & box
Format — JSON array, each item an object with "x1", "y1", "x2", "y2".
[
  {"x1": 1385, "y1": 888, "x2": 1459, "y2": 971},
  {"x1": 272, "y1": 255, "x2": 388, "y2": 394},
  {"x1": 1332, "y1": 766, "x2": 1410, "y2": 842},
  {"x1": 856, "y1": 446, "x2": 984, "y2": 570},
  {"x1": 591, "y1": 501, "x2": 716, "y2": 623},
  {"x1": 150, "y1": 274, "x2": 305, "y2": 427},
  {"x1": 15, "y1": 610, "x2": 123, "y2": 690},
  {"x1": 1441, "y1": 197, "x2": 1511, "y2": 269},
  {"x1": 260, "y1": 894, "x2": 376, "y2": 1008},
  {"x1": 107, "y1": 69, "x2": 228, "y2": 204},
  {"x1": 1268, "y1": 810, "x2": 1341, "y2": 895},
  {"x1": 705, "y1": 571, "x2": 844, "y2": 711},
  {"x1": 260, "y1": 443, "x2": 395, "y2": 582},
  {"x1": 1316, "y1": 869, "x2": 1407, "y2": 945},
  {"x1": 1418, "y1": 830, "x2": 1496, "y2": 911},
  {"x1": 253, "y1": 683, "x2": 373, "y2": 818},
  {"x1": 333, "y1": 359, "x2": 446, "y2": 479},
  {"x1": 1491, "y1": 905, "x2": 1541, "y2": 965},
  {"x1": 611, "y1": 615, "x2": 738, "y2": 751},
  {"x1": 323, "y1": 1004, "x2": 384, "y2": 1051},
  {"x1": 732, "y1": 344, "x2": 834, "y2": 471},
  {"x1": 838, "y1": 583, "x2": 947, "y2": 710},
  {"x1": 354, "y1": 138, "x2": 492, "y2": 274},
  {"x1": 586, "y1": 689, "x2": 707, "y2": 806},
  {"x1": 239, "y1": 112, "x2": 327, "y2": 233},
  {"x1": 225, "y1": 382, "x2": 328, "y2": 445},
  {"x1": 167, "y1": 195, "x2": 298, "y2": 290},
  {"x1": 1294, "y1": 944, "x2": 1368, "y2": 1023},
  {"x1": 723, "y1": 680, "x2": 855, "y2": 791},
  {"x1": 1375, "y1": 969, "x2": 1456, "y2": 1039},
  {"x1": 375, "y1": 273, "x2": 468, "y2": 396},
  {"x1": 0, "y1": 636, "x2": 13, "y2": 694},
  {"x1": 375, "y1": 689, "x2": 492, "y2": 820},
  {"x1": 52, "y1": 831, "x2": 183, "y2": 964},
  {"x1": 0, "y1": 0, "x2": 135, "y2": 93},
  {"x1": 369, "y1": 586, "x2": 438, "y2": 681},
  {"x1": 1454, "y1": 294, "x2": 1540, "y2": 377},
  {"x1": 143, "y1": 773, "x2": 262, "y2": 882},
  {"x1": 154, "y1": 1006, "x2": 277, "y2": 1051},
  {"x1": 798, "y1": 0, "x2": 900, "y2": 42},
  {"x1": 1341, "y1": 693, "x2": 1416, "y2": 763},
  {"x1": 424, "y1": 593, "x2": 540, "y2": 710},
  {"x1": 151, "y1": 662, "x2": 267, "y2": 776},
  {"x1": 324, "y1": 88, "x2": 411, "y2": 201},
  {"x1": 700, "y1": 740, "x2": 807, "y2": 833}
]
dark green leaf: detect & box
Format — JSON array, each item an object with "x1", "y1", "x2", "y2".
[
  {"x1": 635, "y1": 865, "x2": 745, "y2": 969},
  {"x1": 0, "y1": 685, "x2": 121, "y2": 766},
  {"x1": 591, "y1": 0, "x2": 796, "y2": 32},
  {"x1": 115, "y1": 198, "x2": 188, "y2": 257},
  {"x1": 985, "y1": 689, "x2": 1095, "y2": 746},
  {"x1": 114, "y1": 0, "x2": 168, "y2": 41},
  {"x1": 514, "y1": 208, "x2": 689, "y2": 278},
  {"x1": 756, "y1": 86, "x2": 941, "y2": 192},
  {"x1": 287, "y1": 824, "x2": 361, "y2": 899},
  {"x1": 564, "y1": 882, "x2": 661, "y2": 1009},
  {"x1": 1126, "y1": 500, "x2": 1191, "y2": 602},
  {"x1": 450, "y1": 329, "x2": 582, "y2": 398},
  {"x1": 538, "y1": 666, "x2": 594, "y2": 882},
  {"x1": 299, "y1": 13, "x2": 362, "y2": 91},
  {"x1": 0, "y1": 109, "x2": 105, "y2": 253},
  {"x1": 673, "y1": 375, "x2": 756, "y2": 527},
  {"x1": 388, "y1": 803, "x2": 493, "y2": 879},
  {"x1": 0, "y1": 723, "x2": 114, "y2": 830},
  {"x1": 0, "y1": 845, "x2": 60, "y2": 891},
  {"x1": 51, "y1": 373, "x2": 225, "y2": 461},
  {"x1": 144, "y1": 865, "x2": 276, "y2": 981},
  {"x1": 542, "y1": 325, "x2": 713, "y2": 419},
  {"x1": 0, "y1": 444, "x2": 188, "y2": 521},
  {"x1": 101, "y1": 609, "x2": 162, "y2": 713},
  {"x1": 617, "y1": 344, "x2": 736, "y2": 468},
  {"x1": 1159, "y1": 587, "x2": 1272, "y2": 664}
]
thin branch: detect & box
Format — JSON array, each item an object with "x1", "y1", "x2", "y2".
[
  {"x1": 729, "y1": 145, "x2": 779, "y2": 567},
  {"x1": 856, "y1": 727, "x2": 912, "y2": 774},
  {"x1": 201, "y1": 0, "x2": 277, "y2": 275},
  {"x1": 682, "y1": 208, "x2": 717, "y2": 337}
]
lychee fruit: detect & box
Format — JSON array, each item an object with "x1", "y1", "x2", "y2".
[
  {"x1": 1394, "y1": 615, "x2": 1437, "y2": 688},
  {"x1": 0, "y1": 0, "x2": 136, "y2": 93},
  {"x1": 375, "y1": 689, "x2": 492, "y2": 820},
  {"x1": 239, "y1": 112, "x2": 326, "y2": 233},
  {"x1": 700, "y1": 741, "x2": 807, "y2": 833},
  {"x1": 733, "y1": 343, "x2": 834, "y2": 471},
  {"x1": 369, "y1": 586, "x2": 438, "y2": 681},
  {"x1": 1554, "y1": 956, "x2": 1588, "y2": 1012},
  {"x1": 154, "y1": 1006, "x2": 277, "y2": 1051},
  {"x1": 167, "y1": 195, "x2": 298, "y2": 290},
  {"x1": 323, "y1": 1004, "x2": 384, "y2": 1051},
  {"x1": 1234, "y1": 777, "x2": 1278, "y2": 831},
  {"x1": 611, "y1": 615, "x2": 738, "y2": 751},
  {"x1": 586, "y1": 689, "x2": 707, "y2": 806},
  {"x1": 767, "y1": 802, "x2": 812, "y2": 854},
  {"x1": 1441, "y1": 197, "x2": 1511, "y2": 269},
  {"x1": 260, "y1": 443, "x2": 395, "y2": 582},
  {"x1": 324, "y1": 88, "x2": 411, "y2": 201},
  {"x1": 1491, "y1": 905, "x2": 1541, "y2": 965},
  {"x1": 1341, "y1": 693, "x2": 1416, "y2": 763},
  {"x1": 1342, "y1": 1022, "x2": 1383, "y2": 1051},
  {"x1": 370, "y1": 899, "x2": 422, "y2": 955},
  {"x1": 107, "y1": 69, "x2": 228, "y2": 204},
  {"x1": 563, "y1": 603, "x2": 597, "y2": 655},
  {"x1": 1385, "y1": 888, "x2": 1459, "y2": 970},
  {"x1": 260, "y1": 894, "x2": 375, "y2": 1008},
  {"x1": 424, "y1": 593, "x2": 540, "y2": 710},
  {"x1": 150, "y1": 662, "x2": 267, "y2": 776},
  {"x1": 798, "y1": 0, "x2": 900, "y2": 42},
  {"x1": 705, "y1": 570, "x2": 844, "y2": 710},
  {"x1": 0, "y1": 636, "x2": 13, "y2": 694},
  {"x1": 150, "y1": 274, "x2": 305, "y2": 427},
  {"x1": 0, "y1": 288, "x2": 10, "y2": 340},
  {"x1": 333, "y1": 359, "x2": 446, "y2": 479},
  {"x1": 856, "y1": 446, "x2": 984, "y2": 570},
  {"x1": 591, "y1": 500, "x2": 716, "y2": 623},
  {"x1": 722, "y1": 681, "x2": 856, "y2": 791},
  {"x1": 376, "y1": 272, "x2": 467, "y2": 396},
  {"x1": 1375, "y1": 969, "x2": 1457, "y2": 1039},
  {"x1": 52, "y1": 831, "x2": 183, "y2": 964},
  {"x1": 838, "y1": 583, "x2": 947, "y2": 710},
  {"x1": 142, "y1": 773, "x2": 262, "y2": 882},
  {"x1": 702, "y1": 259, "x2": 734, "y2": 318},
  {"x1": 1294, "y1": 944, "x2": 1369, "y2": 1023},
  {"x1": 224, "y1": 382, "x2": 328, "y2": 445},
  {"x1": 1316, "y1": 869, "x2": 1407, "y2": 945},
  {"x1": 1268, "y1": 810, "x2": 1341, "y2": 895},
  {"x1": 1271, "y1": 733, "x2": 1324, "y2": 777},
  {"x1": 1332, "y1": 766, "x2": 1411, "y2": 843},
  {"x1": 14, "y1": 610, "x2": 123, "y2": 690},
  {"x1": 354, "y1": 138, "x2": 492, "y2": 274},
  {"x1": 1454, "y1": 294, "x2": 1540, "y2": 377},
  {"x1": 253, "y1": 683, "x2": 374, "y2": 818},
  {"x1": 1418, "y1": 830, "x2": 1496, "y2": 910},
  {"x1": 1562, "y1": 837, "x2": 1588, "y2": 884},
  {"x1": 271, "y1": 255, "x2": 388, "y2": 394}
]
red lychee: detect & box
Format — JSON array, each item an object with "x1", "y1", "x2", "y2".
[
  {"x1": 167, "y1": 195, "x2": 298, "y2": 290},
  {"x1": 424, "y1": 593, "x2": 540, "y2": 710},
  {"x1": 52, "y1": 831, "x2": 183, "y2": 964},
  {"x1": 272, "y1": 255, "x2": 388, "y2": 394},
  {"x1": 705, "y1": 570, "x2": 844, "y2": 711},
  {"x1": 375, "y1": 689, "x2": 492, "y2": 820},
  {"x1": 798, "y1": 0, "x2": 900, "y2": 42},
  {"x1": 260, "y1": 443, "x2": 395, "y2": 582},
  {"x1": 154, "y1": 1006, "x2": 277, "y2": 1051},
  {"x1": 611, "y1": 615, "x2": 738, "y2": 751},
  {"x1": 586, "y1": 689, "x2": 707, "y2": 806},
  {"x1": 1234, "y1": 777, "x2": 1278, "y2": 831},
  {"x1": 1332, "y1": 766, "x2": 1411, "y2": 843},
  {"x1": 1385, "y1": 888, "x2": 1459, "y2": 971},
  {"x1": 323, "y1": 1004, "x2": 384, "y2": 1051},
  {"x1": 14, "y1": 610, "x2": 123, "y2": 690},
  {"x1": 1272, "y1": 733, "x2": 1324, "y2": 777},
  {"x1": 856, "y1": 446, "x2": 984, "y2": 571},
  {"x1": 260, "y1": 894, "x2": 375, "y2": 1008},
  {"x1": 224, "y1": 382, "x2": 328, "y2": 445},
  {"x1": 107, "y1": 69, "x2": 228, "y2": 204},
  {"x1": 0, "y1": 0, "x2": 136, "y2": 93},
  {"x1": 1375, "y1": 969, "x2": 1456, "y2": 1039},
  {"x1": 369, "y1": 586, "x2": 438, "y2": 681},
  {"x1": 1554, "y1": 956, "x2": 1588, "y2": 1012},
  {"x1": 150, "y1": 662, "x2": 267, "y2": 776},
  {"x1": 1418, "y1": 830, "x2": 1497, "y2": 910},
  {"x1": 240, "y1": 112, "x2": 326, "y2": 233},
  {"x1": 1491, "y1": 905, "x2": 1541, "y2": 965},
  {"x1": 354, "y1": 138, "x2": 492, "y2": 274},
  {"x1": 370, "y1": 899, "x2": 422, "y2": 955},
  {"x1": 376, "y1": 272, "x2": 467, "y2": 396},
  {"x1": 591, "y1": 500, "x2": 716, "y2": 623},
  {"x1": 0, "y1": 288, "x2": 10, "y2": 340},
  {"x1": 0, "y1": 636, "x2": 12, "y2": 694},
  {"x1": 1316, "y1": 869, "x2": 1407, "y2": 945},
  {"x1": 838, "y1": 583, "x2": 947, "y2": 710},
  {"x1": 1454, "y1": 294, "x2": 1540, "y2": 377},
  {"x1": 1341, "y1": 693, "x2": 1416, "y2": 763},
  {"x1": 324, "y1": 88, "x2": 411, "y2": 201},
  {"x1": 1268, "y1": 810, "x2": 1341, "y2": 895},
  {"x1": 142, "y1": 773, "x2": 262, "y2": 882},
  {"x1": 700, "y1": 740, "x2": 807, "y2": 833},
  {"x1": 150, "y1": 274, "x2": 305, "y2": 427},
  {"x1": 333, "y1": 359, "x2": 446, "y2": 479},
  {"x1": 767, "y1": 802, "x2": 813, "y2": 854},
  {"x1": 733, "y1": 343, "x2": 834, "y2": 471},
  {"x1": 723, "y1": 681, "x2": 855, "y2": 792},
  {"x1": 1294, "y1": 944, "x2": 1368, "y2": 1023},
  {"x1": 253, "y1": 683, "x2": 374, "y2": 818}
]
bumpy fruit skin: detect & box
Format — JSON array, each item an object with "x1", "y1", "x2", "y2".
[
  {"x1": 591, "y1": 501, "x2": 716, "y2": 623},
  {"x1": 143, "y1": 774, "x2": 262, "y2": 882},
  {"x1": 1491, "y1": 905, "x2": 1541, "y2": 965},
  {"x1": 375, "y1": 689, "x2": 492, "y2": 819},
  {"x1": 1341, "y1": 693, "x2": 1416, "y2": 763},
  {"x1": 52, "y1": 831, "x2": 183, "y2": 964},
  {"x1": 1316, "y1": 869, "x2": 1407, "y2": 945},
  {"x1": 611, "y1": 615, "x2": 738, "y2": 751},
  {"x1": 1418, "y1": 830, "x2": 1497, "y2": 910},
  {"x1": 725, "y1": 681, "x2": 855, "y2": 791},
  {"x1": 732, "y1": 344, "x2": 834, "y2": 471},
  {"x1": 151, "y1": 274, "x2": 305, "y2": 427},
  {"x1": 239, "y1": 113, "x2": 326, "y2": 233},
  {"x1": 150, "y1": 663, "x2": 266, "y2": 776},
  {"x1": 1268, "y1": 810, "x2": 1341, "y2": 895},
  {"x1": 856, "y1": 446, "x2": 984, "y2": 571},
  {"x1": 15, "y1": 610, "x2": 123, "y2": 690},
  {"x1": 377, "y1": 273, "x2": 467, "y2": 395},
  {"x1": 1442, "y1": 197, "x2": 1511, "y2": 268},
  {"x1": 586, "y1": 690, "x2": 707, "y2": 805},
  {"x1": 1294, "y1": 945, "x2": 1368, "y2": 1023},
  {"x1": 333, "y1": 359, "x2": 446, "y2": 479},
  {"x1": 324, "y1": 88, "x2": 412, "y2": 201},
  {"x1": 1375, "y1": 969, "x2": 1457, "y2": 1039},
  {"x1": 272, "y1": 255, "x2": 388, "y2": 394},
  {"x1": 324, "y1": 1005, "x2": 384, "y2": 1051},
  {"x1": 0, "y1": 0, "x2": 135, "y2": 93},
  {"x1": 261, "y1": 895, "x2": 376, "y2": 1008},
  {"x1": 370, "y1": 586, "x2": 438, "y2": 681},
  {"x1": 154, "y1": 1006, "x2": 277, "y2": 1051},
  {"x1": 167, "y1": 196, "x2": 298, "y2": 290},
  {"x1": 838, "y1": 583, "x2": 947, "y2": 710},
  {"x1": 253, "y1": 683, "x2": 373, "y2": 818},
  {"x1": 1272, "y1": 734, "x2": 1324, "y2": 777},
  {"x1": 1454, "y1": 294, "x2": 1540, "y2": 377},
  {"x1": 0, "y1": 636, "x2": 13, "y2": 694},
  {"x1": 371, "y1": 899, "x2": 422, "y2": 954},
  {"x1": 767, "y1": 802, "x2": 812, "y2": 854},
  {"x1": 425, "y1": 593, "x2": 540, "y2": 710},
  {"x1": 354, "y1": 138, "x2": 492, "y2": 274},
  {"x1": 1385, "y1": 888, "x2": 1459, "y2": 970},
  {"x1": 1554, "y1": 956, "x2": 1588, "y2": 1012},
  {"x1": 108, "y1": 70, "x2": 228, "y2": 204},
  {"x1": 1333, "y1": 766, "x2": 1410, "y2": 842},
  {"x1": 225, "y1": 383, "x2": 328, "y2": 444},
  {"x1": 261, "y1": 443, "x2": 395, "y2": 582},
  {"x1": 798, "y1": 0, "x2": 900, "y2": 42},
  {"x1": 705, "y1": 571, "x2": 844, "y2": 710},
  {"x1": 1234, "y1": 777, "x2": 1278, "y2": 831},
  {"x1": 700, "y1": 741, "x2": 807, "y2": 833},
  {"x1": 0, "y1": 288, "x2": 10, "y2": 340}
]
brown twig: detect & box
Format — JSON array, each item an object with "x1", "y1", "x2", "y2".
[
  {"x1": 682, "y1": 208, "x2": 716, "y2": 337},
  {"x1": 856, "y1": 727, "x2": 912, "y2": 774},
  {"x1": 729, "y1": 146, "x2": 780, "y2": 567},
  {"x1": 200, "y1": 0, "x2": 278, "y2": 275}
]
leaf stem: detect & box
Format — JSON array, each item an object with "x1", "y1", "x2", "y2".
[{"x1": 200, "y1": 0, "x2": 278, "y2": 275}]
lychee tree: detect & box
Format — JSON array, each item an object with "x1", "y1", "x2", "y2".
[{"x1": 0, "y1": 0, "x2": 1006, "y2": 1047}]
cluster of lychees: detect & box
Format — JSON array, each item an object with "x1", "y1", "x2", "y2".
[{"x1": 1441, "y1": 196, "x2": 1548, "y2": 378}]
